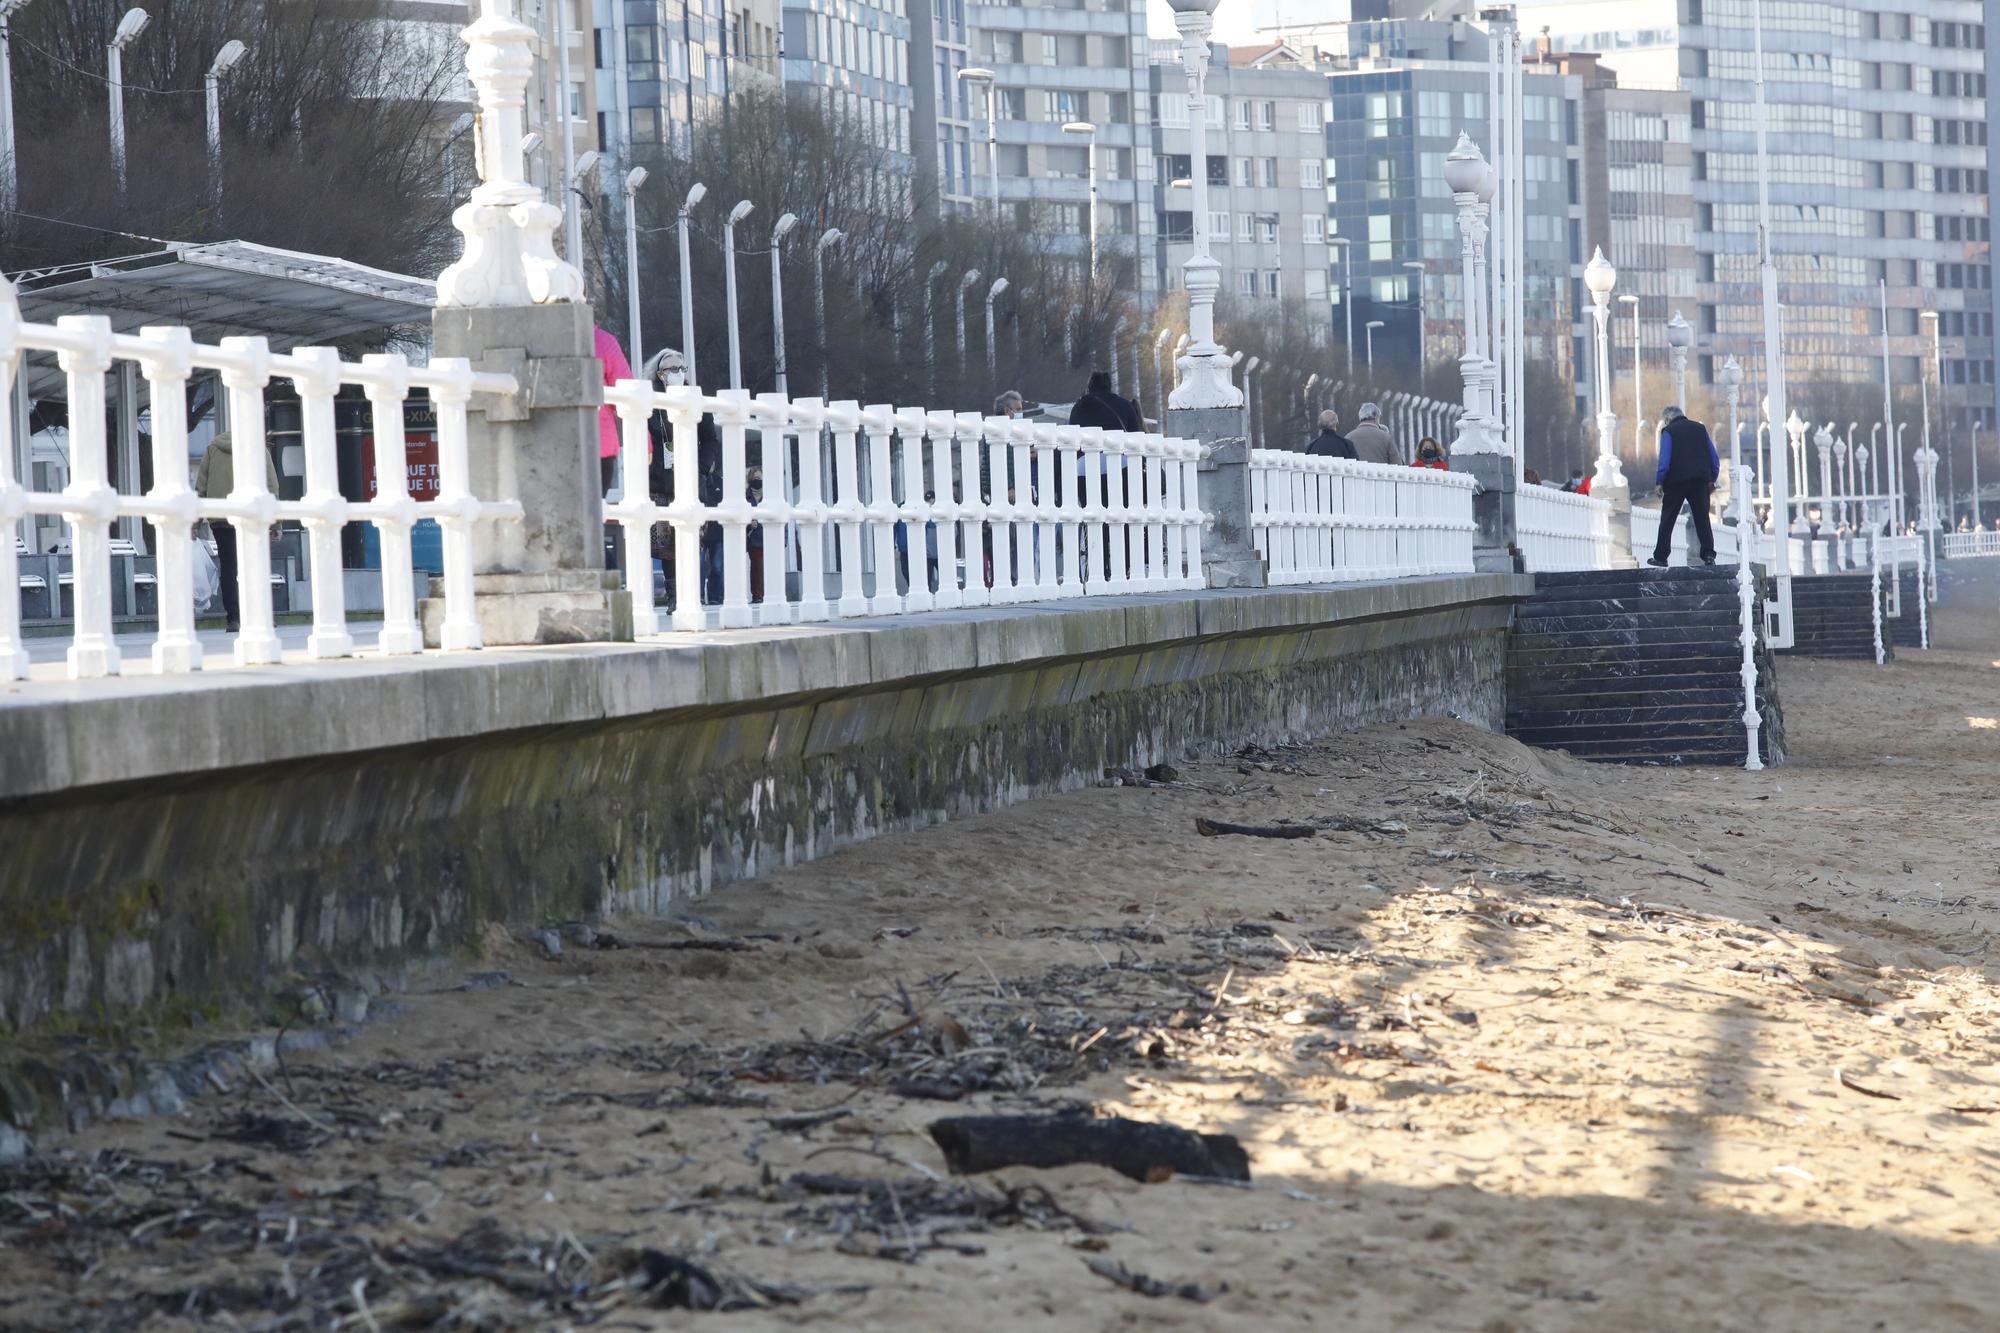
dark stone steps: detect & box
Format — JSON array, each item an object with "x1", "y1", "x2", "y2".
[{"x1": 1505, "y1": 566, "x2": 1784, "y2": 767}]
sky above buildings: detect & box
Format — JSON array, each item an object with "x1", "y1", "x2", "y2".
[{"x1": 1146, "y1": 0, "x2": 1331, "y2": 45}]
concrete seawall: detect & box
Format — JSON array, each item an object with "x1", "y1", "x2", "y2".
[{"x1": 0, "y1": 576, "x2": 1528, "y2": 1039}]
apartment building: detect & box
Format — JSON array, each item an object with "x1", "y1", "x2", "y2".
[
  {"x1": 1322, "y1": 19, "x2": 1585, "y2": 392},
  {"x1": 781, "y1": 0, "x2": 915, "y2": 179},
  {"x1": 1149, "y1": 42, "x2": 1334, "y2": 312},
  {"x1": 1558, "y1": 49, "x2": 1696, "y2": 417},
  {"x1": 967, "y1": 0, "x2": 1158, "y2": 298}
]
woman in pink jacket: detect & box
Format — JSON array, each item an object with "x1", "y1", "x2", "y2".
[{"x1": 595, "y1": 327, "x2": 632, "y2": 494}]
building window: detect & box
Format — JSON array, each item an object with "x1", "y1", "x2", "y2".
[
  {"x1": 1304, "y1": 214, "x2": 1325, "y2": 243},
  {"x1": 1302, "y1": 160, "x2": 1325, "y2": 189},
  {"x1": 1298, "y1": 102, "x2": 1325, "y2": 132},
  {"x1": 631, "y1": 106, "x2": 663, "y2": 144},
  {"x1": 1256, "y1": 214, "x2": 1278, "y2": 243},
  {"x1": 1209, "y1": 210, "x2": 1231, "y2": 237},
  {"x1": 1240, "y1": 271, "x2": 1258, "y2": 297},
  {"x1": 1239, "y1": 213, "x2": 1255, "y2": 241},
  {"x1": 1265, "y1": 271, "x2": 1280, "y2": 298},
  {"x1": 1236, "y1": 100, "x2": 1252, "y2": 130},
  {"x1": 1261, "y1": 158, "x2": 1278, "y2": 187},
  {"x1": 1236, "y1": 157, "x2": 1253, "y2": 186},
  {"x1": 1259, "y1": 101, "x2": 1275, "y2": 130}
]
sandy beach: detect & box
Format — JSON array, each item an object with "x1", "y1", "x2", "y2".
[{"x1": 6, "y1": 567, "x2": 2000, "y2": 1331}]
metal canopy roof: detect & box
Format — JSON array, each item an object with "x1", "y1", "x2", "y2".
[{"x1": 14, "y1": 240, "x2": 436, "y2": 348}]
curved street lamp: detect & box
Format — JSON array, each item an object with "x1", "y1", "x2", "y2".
[
  {"x1": 205, "y1": 38, "x2": 247, "y2": 215},
  {"x1": 723, "y1": 199, "x2": 755, "y2": 391},
  {"x1": 108, "y1": 7, "x2": 151, "y2": 207},
  {"x1": 677, "y1": 182, "x2": 706, "y2": 386},
  {"x1": 769, "y1": 212, "x2": 798, "y2": 396}
]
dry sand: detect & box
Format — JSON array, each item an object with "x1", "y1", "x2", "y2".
[{"x1": 8, "y1": 567, "x2": 2000, "y2": 1331}]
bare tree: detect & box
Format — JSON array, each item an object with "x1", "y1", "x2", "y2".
[{"x1": 4, "y1": 0, "x2": 461, "y2": 277}]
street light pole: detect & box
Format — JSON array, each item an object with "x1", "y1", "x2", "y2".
[
  {"x1": 1153, "y1": 328, "x2": 1173, "y2": 418},
  {"x1": 1365, "y1": 320, "x2": 1385, "y2": 377},
  {"x1": 1402, "y1": 259, "x2": 1427, "y2": 395},
  {"x1": 622, "y1": 167, "x2": 648, "y2": 368},
  {"x1": 957, "y1": 67, "x2": 998, "y2": 222},
  {"x1": 955, "y1": 268, "x2": 982, "y2": 377},
  {"x1": 107, "y1": 7, "x2": 150, "y2": 208},
  {"x1": 678, "y1": 182, "x2": 706, "y2": 386},
  {"x1": 1722, "y1": 356, "x2": 1743, "y2": 523},
  {"x1": 723, "y1": 199, "x2": 754, "y2": 391},
  {"x1": 769, "y1": 212, "x2": 798, "y2": 396},
  {"x1": 0, "y1": 0, "x2": 29, "y2": 221},
  {"x1": 1330, "y1": 237, "x2": 1354, "y2": 381},
  {"x1": 1062, "y1": 121, "x2": 1098, "y2": 289},
  {"x1": 1925, "y1": 310, "x2": 1951, "y2": 526},
  {"x1": 1878, "y1": 279, "x2": 1899, "y2": 527},
  {"x1": 924, "y1": 259, "x2": 948, "y2": 397},
  {"x1": 814, "y1": 228, "x2": 844, "y2": 401},
  {"x1": 985, "y1": 276, "x2": 1009, "y2": 375},
  {"x1": 204, "y1": 39, "x2": 247, "y2": 217},
  {"x1": 1750, "y1": 0, "x2": 1793, "y2": 639},
  {"x1": 1618, "y1": 294, "x2": 1641, "y2": 459},
  {"x1": 1919, "y1": 309, "x2": 1938, "y2": 530},
  {"x1": 553, "y1": 0, "x2": 580, "y2": 264}
]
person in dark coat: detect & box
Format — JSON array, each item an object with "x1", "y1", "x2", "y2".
[
  {"x1": 1649, "y1": 405, "x2": 1721, "y2": 566},
  {"x1": 641, "y1": 348, "x2": 726, "y2": 603},
  {"x1": 1068, "y1": 370, "x2": 1141, "y2": 432},
  {"x1": 1306, "y1": 409, "x2": 1356, "y2": 459}
]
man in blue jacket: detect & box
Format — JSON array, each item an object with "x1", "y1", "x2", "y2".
[{"x1": 1649, "y1": 405, "x2": 1721, "y2": 567}]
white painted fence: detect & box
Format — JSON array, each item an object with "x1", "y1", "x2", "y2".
[
  {"x1": 0, "y1": 296, "x2": 520, "y2": 680},
  {"x1": 1941, "y1": 530, "x2": 2000, "y2": 558},
  {"x1": 1246, "y1": 451, "x2": 1476, "y2": 583},
  {"x1": 600, "y1": 385, "x2": 1207, "y2": 631},
  {"x1": 1515, "y1": 485, "x2": 1614, "y2": 572}
]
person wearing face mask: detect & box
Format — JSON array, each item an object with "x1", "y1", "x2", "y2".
[{"x1": 642, "y1": 348, "x2": 726, "y2": 605}]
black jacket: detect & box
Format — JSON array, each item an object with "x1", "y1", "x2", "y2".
[
  {"x1": 1305, "y1": 429, "x2": 1356, "y2": 459},
  {"x1": 1069, "y1": 389, "x2": 1142, "y2": 433},
  {"x1": 1656, "y1": 416, "x2": 1720, "y2": 488},
  {"x1": 646, "y1": 406, "x2": 724, "y2": 505}
]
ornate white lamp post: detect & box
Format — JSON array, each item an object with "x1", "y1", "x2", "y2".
[
  {"x1": 1583, "y1": 248, "x2": 1623, "y2": 493},
  {"x1": 1813, "y1": 423, "x2": 1833, "y2": 552},
  {"x1": 436, "y1": 0, "x2": 585, "y2": 309},
  {"x1": 1165, "y1": 0, "x2": 1243, "y2": 412},
  {"x1": 1916, "y1": 436, "x2": 1940, "y2": 599},
  {"x1": 1784, "y1": 411, "x2": 1807, "y2": 533},
  {"x1": 1444, "y1": 136, "x2": 1495, "y2": 455},
  {"x1": 1666, "y1": 311, "x2": 1692, "y2": 406}
]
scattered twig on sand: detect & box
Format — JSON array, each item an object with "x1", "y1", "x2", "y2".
[
  {"x1": 1084, "y1": 1257, "x2": 1226, "y2": 1303},
  {"x1": 1195, "y1": 817, "x2": 1317, "y2": 839},
  {"x1": 1835, "y1": 1068, "x2": 1902, "y2": 1101},
  {"x1": 929, "y1": 1114, "x2": 1250, "y2": 1184}
]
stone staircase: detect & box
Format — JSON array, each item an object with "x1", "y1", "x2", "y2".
[
  {"x1": 1887, "y1": 569, "x2": 1925, "y2": 650},
  {"x1": 1505, "y1": 565, "x2": 1785, "y2": 766},
  {"x1": 1777, "y1": 573, "x2": 1889, "y2": 660}
]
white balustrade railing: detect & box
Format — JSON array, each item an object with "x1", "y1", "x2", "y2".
[
  {"x1": 0, "y1": 293, "x2": 520, "y2": 680},
  {"x1": 1246, "y1": 451, "x2": 1476, "y2": 583},
  {"x1": 1941, "y1": 530, "x2": 2000, "y2": 559},
  {"x1": 599, "y1": 384, "x2": 1208, "y2": 630},
  {"x1": 1515, "y1": 485, "x2": 1614, "y2": 572}
]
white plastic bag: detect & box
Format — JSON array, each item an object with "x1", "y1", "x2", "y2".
[{"x1": 191, "y1": 532, "x2": 220, "y2": 612}]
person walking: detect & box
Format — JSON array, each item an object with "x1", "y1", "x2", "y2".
[
  {"x1": 595, "y1": 327, "x2": 633, "y2": 495},
  {"x1": 642, "y1": 348, "x2": 725, "y2": 605},
  {"x1": 1347, "y1": 401, "x2": 1397, "y2": 465},
  {"x1": 1306, "y1": 409, "x2": 1356, "y2": 459},
  {"x1": 1413, "y1": 437, "x2": 1447, "y2": 470},
  {"x1": 1648, "y1": 405, "x2": 1720, "y2": 567},
  {"x1": 193, "y1": 431, "x2": 280, "y2": 633},
  {"x1": 1067, "y1": 372, "x2": 1139, "y2": 582}
]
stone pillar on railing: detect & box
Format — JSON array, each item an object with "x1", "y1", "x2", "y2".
[{"x1": 424, "y1": 0, "x2": 630, "y2": 646}]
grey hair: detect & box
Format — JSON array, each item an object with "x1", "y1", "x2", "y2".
[
  {"x1": 643, "y1": 347, "x2": 686, "y2": 381},
  {"x1": 1661, "y1": 405, "x2": 1685, "y2": 422},
  {"x1": 1317, "y1": 408, "x2": 1340, "y2": 430},
  {"x1": 994, "y1": 390, "x2": 1025, "y2": 414},
  {"x1": 1357, "y1": 401, "x2": 1380, "y2": 420}
]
